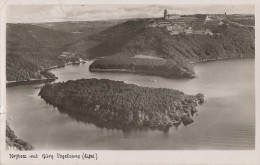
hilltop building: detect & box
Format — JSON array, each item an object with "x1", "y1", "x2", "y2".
[
  {"x1": 164, "y1": 9, "x2": 181, "y2": 20},
  {"x1": 147, "y1": 10, "x2": 215, "y2": 36}
]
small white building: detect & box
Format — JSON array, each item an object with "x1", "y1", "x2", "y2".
[
  {"x1": 167, "y1": 24, "x2": 185, "y2": 31},
  {"x1": 170, "y1": 31, "x2": 181, "y2": 35},
  {"x1": 205, "y1": 15, "x2": 212, "y2": 22},
  {"x1": 171, "y1": 20, "x2": 186, "y2": 28},
  {"x1": 205, "y1": 29, "x2": 213, "y2": 35},
  {"x1": 184, "y1": 29, "x2": 193, "y2": 34},
  {"x1": 158, "y1": 21, "x2": 172, "y2": 27}
]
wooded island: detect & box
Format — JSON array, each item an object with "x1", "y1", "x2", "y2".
[{"x1": 39, "y1": 79, "x2": 204, "y2": 128}]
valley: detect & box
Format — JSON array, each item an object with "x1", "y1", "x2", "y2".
[{"x1": 6, "y1": 13, "x2": 255, "y2": 82}]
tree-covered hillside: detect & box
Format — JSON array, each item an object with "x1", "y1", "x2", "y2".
[
  {"x1": 6, "y1": 15, "x2": 255, "y2": 81},
  {"x1": 6, "y1": 23, "x2": 89, "y2": 81},
  {"x1": 6, "y1": 21, "x2": 123, "y2": 81},
  {"x1": 7, "y1": 24, "x2": 68, "y2": 81},
  {"x1": 85, "y1": 17, "x2": 254, "y2": 78},
  {"x1": 89, "y1": 54, "x2": 196, "y2": 78},
  {"x1": 86, "y1": 19, "x2": 254, "y2": 61}
]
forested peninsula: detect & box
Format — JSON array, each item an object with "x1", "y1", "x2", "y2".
[
  {"x1": 39, "y1": 79, "x2": 204, "y2": 128},
  {"x1": 89, "y1": 55, "x2": 196, "y2": 78}
]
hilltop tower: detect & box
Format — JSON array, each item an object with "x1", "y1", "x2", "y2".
[{"x1": 164, "y1": 9, "x2": 167, "y2": 19}]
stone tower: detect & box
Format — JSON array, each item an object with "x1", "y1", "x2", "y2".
[{"x1": 164, "y1": 9, "x2": 167, "y2": 19}]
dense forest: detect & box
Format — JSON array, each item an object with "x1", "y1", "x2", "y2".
[
  {"x1": 6, "y1": 24, "x2": 69, "y2": 81},
  {"x1": 39, "y1": 79, "x2": 204, "y2": 128},
  {"x1": 6, "y1": 122, "x2": 34, "y2": 150}
]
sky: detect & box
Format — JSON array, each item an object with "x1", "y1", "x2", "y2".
[{"x1": 6, "y1": 5, "x2": 254, "y2": 23}]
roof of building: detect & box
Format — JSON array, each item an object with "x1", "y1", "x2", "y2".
[
  {"x1": 167, "y1": 14, "x2": 180, "y2": 16},
  {"x1": 158, "y1": 21, "x2": 172, "y2": 24},
  {"x1": 171, "y1": 21, "x2": 186, "y2": 24}
]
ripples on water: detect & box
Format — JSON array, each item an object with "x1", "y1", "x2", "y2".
[{"x1": 7, "y1": 59, "x2": 255, "y2": 150}]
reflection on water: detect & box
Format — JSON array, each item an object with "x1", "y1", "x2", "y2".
[
  {"x1": 7, "y1": 58, "x2": 255, "y2": 150},
  {"x1": 55, "y1": 107, "x2": 179, "y2": 133}
]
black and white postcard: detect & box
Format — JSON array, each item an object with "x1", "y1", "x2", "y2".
[{"x1": 0, "y1": 0, "x2": 259, "y2": 164}]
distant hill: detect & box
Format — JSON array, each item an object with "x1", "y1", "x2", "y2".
[
  {"x1": 6, "y1": 23, "x2": 73, "y2": 81},
  {"x1": 86, "y1": 18, "x2": 254, "y2": 61},
  {"x1": 6, "y1": 20, "x2": 125, "y2": 81},
  {"x1": 34, "y1": 20, "x2": 126, "y2": 38}
]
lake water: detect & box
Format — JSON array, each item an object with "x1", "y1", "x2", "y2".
[{"x1": 7, "y1": 58, "x2": 255, "y2": 150}]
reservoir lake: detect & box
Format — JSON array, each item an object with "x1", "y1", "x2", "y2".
[{"x1": 7, "y1": 58, "x2": 255, "y2": 150}]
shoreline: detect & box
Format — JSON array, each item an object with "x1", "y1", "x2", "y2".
[
  {"x1": 89, "y1": 56, "x2": 254, "y2": 78},
  {"x1": 6, "y1": 57, "x2": 254, "y2": 87},
  {"x1": 6, "y1": 78, "x2": 56, "y2": 87},
  {"x1": 6, "y1": 60, "x2": 87, "y2": 87},
  {"x1": 6, "y1": 122, "x2": 34, "y2": 150},
  {"x1": 45, "y1": 60, "x2": 87, "y2": 71},
  {"x1": 89, "y1": 68, "x2": 196, "y2": 78},
  {"x1": 190, "y1": 56, "x2": 254, "y2": 64}
]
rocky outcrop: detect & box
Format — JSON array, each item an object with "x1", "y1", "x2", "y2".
[{"x1": 6, "y1": 122, "x2": 34, "y2": 150}]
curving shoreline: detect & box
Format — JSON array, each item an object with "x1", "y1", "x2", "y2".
[
  {"x1": 6, "y1": 57, "x2": 254, "y2": 87},
  {"x1": 6, "y1": 61, "x2": 87, "y2": 87},
  {"x1": 89, "y1": 68, "x2": 197, "y2": 78},
  {"x1": 89, "y1": 56, "x2": 254, "y2": 79},
  {"x1": 6, "y1": 58, "x2": 255, "y2": 150},
  {"x1": 190, "y1": 56, "x2": 254, "y2": 64},
  {"x1": 6, "y1": 78, "x2": 56, "y2": 87}
]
